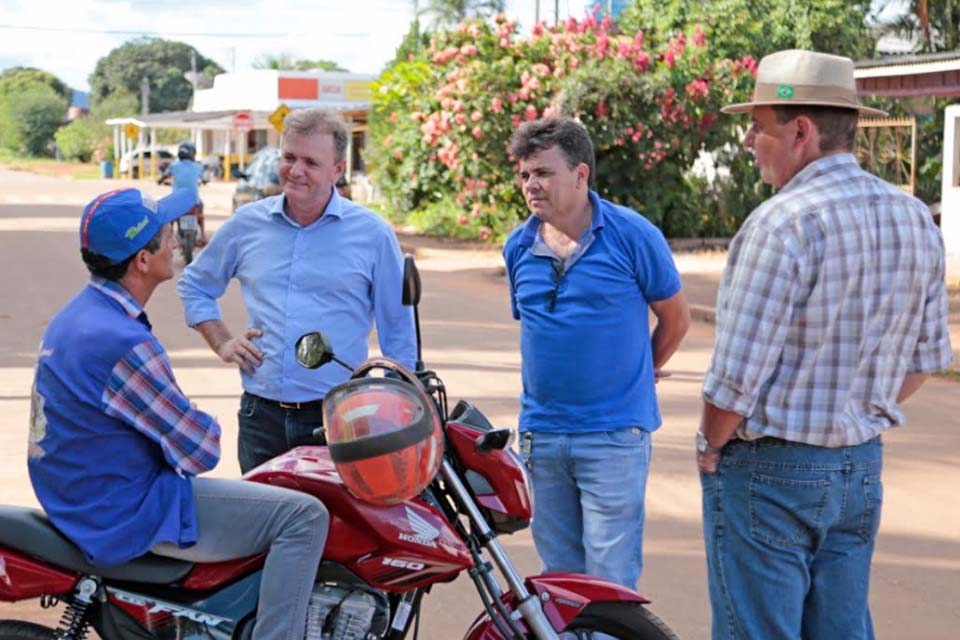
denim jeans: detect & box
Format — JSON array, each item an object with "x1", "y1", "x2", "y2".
[
  {"x1": 700, "y1": 437, "x2": 883, "y2": 640},
  {"x1": 151, "y1": 477, "x2": 328, "y2": 640},
  {"x1": 521, "y1": 429, "x2": 651, "y2": 589},
  {"x1": 238, "y1": 392, "x2": 324, "y2": 474}
]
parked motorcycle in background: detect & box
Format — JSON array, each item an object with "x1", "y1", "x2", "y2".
[{"x1": 0, "y1": 258, "x2": 680, "y2": 640}]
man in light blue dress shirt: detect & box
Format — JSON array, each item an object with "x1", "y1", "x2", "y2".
[{"x1": 178, "y1": 108, "x2": 416, "y2": 472}]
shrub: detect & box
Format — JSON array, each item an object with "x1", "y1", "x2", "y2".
[{"x1": 368, "y1": 15, "x2": 758, "y2": 240}]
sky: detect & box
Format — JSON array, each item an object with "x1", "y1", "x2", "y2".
[
  {"x1": 0, "y1": 0, "x2": 596, "y2": 91},
  {"x1": 0, "y1": 0, "x2": 910, "y2": 93}
]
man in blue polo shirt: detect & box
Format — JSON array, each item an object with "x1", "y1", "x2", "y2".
[{"x1": 504, "y1": 118, "x2": 690, "y2": 588}]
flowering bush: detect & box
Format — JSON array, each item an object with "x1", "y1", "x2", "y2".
[{"x1": 367, "y1": 14, "x2": 759, "y2": 240}]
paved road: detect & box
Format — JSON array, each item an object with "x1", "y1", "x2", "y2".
[{"x1": 0, "y1": 171, "x2": 958, "y2": 638}]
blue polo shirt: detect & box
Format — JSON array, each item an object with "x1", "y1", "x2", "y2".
[
  {"x1": 164, "y1": 160, "x2": 204, "y2": 200},
  {"x1": 178, "y1": 190, "x2": 415, "y2": 402},
  {"x1": 503, "y1": 191, "x2": 681, "y2": 433}
]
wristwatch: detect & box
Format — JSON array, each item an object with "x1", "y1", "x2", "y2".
[{"x1": 696, "y1": 430, "x2": 723, "y2": 455}]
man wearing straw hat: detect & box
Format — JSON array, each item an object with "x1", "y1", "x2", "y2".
[{"x1": 696, "y1": 50, "x2": 952, "y2": 638}]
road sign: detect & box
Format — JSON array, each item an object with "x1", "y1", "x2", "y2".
[
  {"x1": 123, "y1": 123, "x2": 140, "y2": 139},
  {"x1": 233, "y1": 111, "x2": 254, "y2": 133},
  {"x1": 268, "y1": 104, "x2": 291, "y2": 133}
]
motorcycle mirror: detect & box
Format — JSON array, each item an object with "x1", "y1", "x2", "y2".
[
  {"x1": 474, "y1": 428, "x2": 515, "y2": 454},
  {"x1": 402, "y1": 255, "x2": 421, "y2": 307},
  {"x1": 295, "y1": 332, "x2": 335, "y2": 369}
]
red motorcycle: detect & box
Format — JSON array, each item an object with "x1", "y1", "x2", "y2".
[{"x1": 0, "y1": 259, "x2": 679, "y2": 640}]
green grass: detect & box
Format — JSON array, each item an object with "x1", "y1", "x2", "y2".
[
  {"x1": 936, "y1": 369, "x2": 960, "y2": 382},
  {"x1": 0, "y1": 149, "x2": 102, "y2": 179}
]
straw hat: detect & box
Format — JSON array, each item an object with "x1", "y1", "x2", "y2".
[{"x1": 722, "y1": 49, "x2": 887, "y2": 117}]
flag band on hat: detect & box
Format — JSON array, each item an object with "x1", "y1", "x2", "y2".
[{"x1": 776, "y1": 84, "x2": 795, "y2": 99}]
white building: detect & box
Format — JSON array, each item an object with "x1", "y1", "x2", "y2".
[{"x1": 106, "y1": 69, "x2": 375, "y2": 181}]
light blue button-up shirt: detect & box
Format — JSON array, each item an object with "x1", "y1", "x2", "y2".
[{"x1": 178, "y1": 190, "x2": 416, "y2": 402}]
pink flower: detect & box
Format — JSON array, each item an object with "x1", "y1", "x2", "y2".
[
  {"x1": 472, "y1": 126, "x2": 483, "y2": 139},
  {"x1": 524, "y1": 105, "x2": 538, "y2": 121},
  {"x1": 511, "y1": 114, "x2": 522, "y2": 128},
  {"x1": 471, "y1": 111, "x2": 483, "y2": 122},
  {"x1": 596, "y1": 101, "x2": 608, "y2": 118},
  {"x1": 692, "y1": 25, "x2": 707, "y2": 48},
  {"x1": 491, "y1": 97, "x2": 504, "y2": 113},
  {"x1": 685, "y1": 78, "x2": 709, "y2": 100},
  {"x1": 663, "y1": 51, "x2": 676, "y2": 69},
  {"x1": 479, "y1": 226, "x2": 492, "y2": 240},
  {"x1": 393, "y1": 149, "x2": 403, "y2": 159},
  {"x1": 389, "y1": 112, "x2": 397, "y2": 123},
  {"x1": 457, "y1": 215, "x2": 469, "y2": 225}
]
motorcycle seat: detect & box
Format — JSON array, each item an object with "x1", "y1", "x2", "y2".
[{"x1": 0, "y1": 506, "x2": 194, "y2": 584}]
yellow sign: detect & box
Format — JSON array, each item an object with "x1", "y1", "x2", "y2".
[
  {"x1": 269, "y1": 104, "x2": 291, "y2": 133},
  {"x1": 344, "y1": 81, "x2": 372, "y2": 103},
  {"x1": 123, "y1": 123, "x2": 141, "y2": 139}
]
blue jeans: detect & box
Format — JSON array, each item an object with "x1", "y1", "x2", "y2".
[
  {"x1": 700, "y1": 437, "x2": 883, "y2": 640},
  {"x1": 238, "y1": 392, "x2": 324, "y2": 474},
  {"x1": 152, "y1": 477, "x2": 328, "y2": 640},
  {"x1": 521, "y1": 429, "x2": 651, "y2": 588}
]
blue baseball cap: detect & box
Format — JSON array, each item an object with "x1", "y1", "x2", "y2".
[{"x1": 79, "y1": 189, "x2": 198, "y2": 264}]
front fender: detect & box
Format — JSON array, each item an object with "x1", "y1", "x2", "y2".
[{"x1": 462, "y1": 572, "x2": 650, "y2": 640}]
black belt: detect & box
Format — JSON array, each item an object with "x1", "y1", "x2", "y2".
[{"x1": 249, "y1": 393, "x2": 324, "y2": 412}]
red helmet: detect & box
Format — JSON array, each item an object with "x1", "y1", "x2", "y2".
[{"x1": 323, "y1": 367, "x2": 443, "y2": 505}]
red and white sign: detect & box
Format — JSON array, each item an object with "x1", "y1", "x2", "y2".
[{"x1": 233, "y1": 111, "x2": 254, "y2": 133}]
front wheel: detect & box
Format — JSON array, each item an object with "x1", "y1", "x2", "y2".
[
  {"x1": 180, "y1": 231, "x2": 195, "y2": 265},
  {"x1": 558, "y1": 602, "x2": 679, "y2": 640},
  {"x1": 0, "y1": 621, "x2": 57, "y2": 640}
]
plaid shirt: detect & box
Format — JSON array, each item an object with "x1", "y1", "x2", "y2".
[
  {"x1": 704, "y1": 154, "x2": 953, "y2": 446},
  {"x1": 92, "y1": 278, "x2": 221, "y2": 475}
]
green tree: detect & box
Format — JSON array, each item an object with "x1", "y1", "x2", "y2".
[
  {"x1": 252, "y1": 53, "x2": 347, "y2": 71},
  {"x1": 389, "y1": 19, "x2": 429, "y2": 68},
  {"x1": 54, "y1": 91, "x2": 139, "y2": 162},
  {"x1": 0, "y1": 66, "x2": 71, "y2": 102},
  {"x1": 54, "y1": 118, "x2": 101, "y2": 162},
  {"x1": 7, "y1": 87, "x2": 68, "y2": 156},
  {"x1": 620, "y1": 0, "x2": 874, "y2": 60},
  {"x1": 419, "y1": 0, "x2": 506, "y2": 30},
  {"x1": 89, "y1": 38, "x2": 223, "y2": 113},
  {"x1": 874, "y1": 0, "x2": 960, "y2": 52}
]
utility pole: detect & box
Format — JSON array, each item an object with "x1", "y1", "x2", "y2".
[
  {"x1": 535, "y1": 0, "x2": 540, "y2": 24},
  {"x1": 140, "y1": 77, "x2": 150, "y2": 116},
  {"x1": 554, "y1": 0, "x2": 559, "y2": 25}
]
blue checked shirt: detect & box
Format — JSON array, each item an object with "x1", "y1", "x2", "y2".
[
  {"x1": 704, "y1": 153, "x2": 953, "y2": 446},
  {"x1": 94, "y1": 278, "x2": 221, "y2": 475}
]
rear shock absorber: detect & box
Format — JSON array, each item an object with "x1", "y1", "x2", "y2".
[{"x1": 55, "y1": 577, "x2": 98, "y2": 640}]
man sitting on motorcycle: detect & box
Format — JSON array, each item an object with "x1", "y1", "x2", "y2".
[
  {"x1": 28, "y1": 188, "x2": 329, "y2": 640},
  {"x1": 159, "y1": 141, "x2": 207, "y2": 244}
]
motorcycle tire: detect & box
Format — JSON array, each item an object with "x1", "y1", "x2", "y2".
[
  {"x1": 557, "y1": 601, "x2": 679, "y2": 640},
  {"x1": 0, "y1": 621, "x2": 56, "y2": 640},
  {"x1": 181, "y1": 233, "x2": 195, "y2": 265}
]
